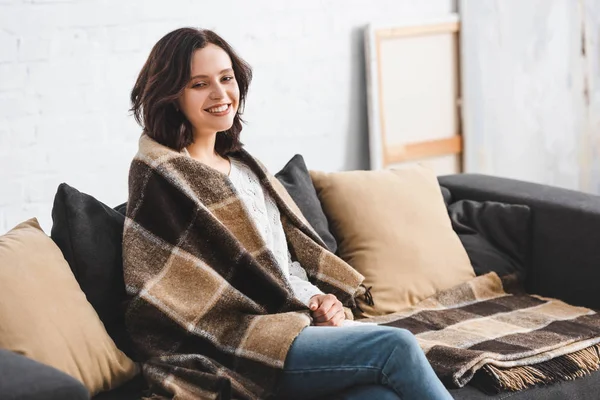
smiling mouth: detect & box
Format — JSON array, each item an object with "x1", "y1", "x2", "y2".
[{"x1": 204, "y1": 103, "x2": 231, "y2": 114}]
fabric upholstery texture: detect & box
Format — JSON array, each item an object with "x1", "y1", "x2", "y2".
[
  {"x1": 0, "y1": 218, "x2": 138, "y2": 396},
  {"x1": 310, "y1": 165, "x2": 475, "y2": 317},
  {"x1": 92, "y1": 374, "x2": 148, "y2": 400},
  {"x1": 448, "y1": 200, "x2": 531, "y2": 279},
  {"x1": 449, "y1": 369, "x2": 600, "y2": 400},
  {"x1": 275, "y1": 154, "x2": 338, "y2": 253},
  {"x1": 438, "y1": 173, "x2": 600, "y2": 311},
  {"x1": 0, "y1": 349, "x2": 89, "y2": 400},
  {"x1": 51, "y1": 183, "x2": 136, "y2": 358},
  {"x1": 365, "y1": 272, "x2": 600, "y2": 393}
]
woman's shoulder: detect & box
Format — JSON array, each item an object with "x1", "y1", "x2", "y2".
[{"x1": 233, "y1": 148, "x2": 272, "y2": 175}]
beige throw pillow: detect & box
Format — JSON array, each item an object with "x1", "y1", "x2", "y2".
[
  {"x1": 0, "y1": 218, "x2": 138, "y2": 395},
  {"x1": 310, "y1": 165, "x2": 475, "y2": 317}
]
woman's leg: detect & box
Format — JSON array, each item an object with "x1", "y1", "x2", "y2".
[
  {"x1": 274, "y1": 325, "x2": 452, "y2": 400},
  {"x1": 332, "y1": 384, "x2": 401, "y2": 400}
]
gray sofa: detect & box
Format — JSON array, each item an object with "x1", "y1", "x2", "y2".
[
  {"x1": 2, "y1": 173, "x2": 600, "y2": 400},
  {"x1": 440, "y1": 173, "x2": 600, "y2": 400}
]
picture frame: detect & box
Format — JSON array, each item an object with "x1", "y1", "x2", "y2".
[{"x1": 364, "y1": 14, "x2": 463, "y2": 174}]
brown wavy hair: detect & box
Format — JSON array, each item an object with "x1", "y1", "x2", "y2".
[{"x1": 130, "y1": 28, "x2": 252, "y2": 155}]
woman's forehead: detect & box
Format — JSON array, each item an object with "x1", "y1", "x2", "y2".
[{"x1": 190, "y1": 44, "x2": 233, "y2": 77}]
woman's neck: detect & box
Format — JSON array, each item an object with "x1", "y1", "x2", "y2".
[
  {"x1": 185, "y1": 132, "x2": 230, "y2": 176},
  {"x1": 186, "y1": 132, "x2": 220, "y2": 165}
]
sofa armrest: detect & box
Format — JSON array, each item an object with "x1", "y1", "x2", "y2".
[
  {"x1": 438, "y1": 173, "x2": 600, "y2": 310},
  {"x1": 0, "y1": 349, "x2": 89, "y2": 400}
]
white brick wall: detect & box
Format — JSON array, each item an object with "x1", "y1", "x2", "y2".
[{"x1": 0, "y1": 0, "x2": 454, "y2": 234}]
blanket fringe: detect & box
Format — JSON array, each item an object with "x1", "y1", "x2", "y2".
[{"x1": 481, "y1": 344, "x2": 600, "y2": 392}]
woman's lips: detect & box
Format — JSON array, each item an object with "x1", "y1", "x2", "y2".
[{"x1": 205, "y1": 104, "x2": 232, "y2": 116}]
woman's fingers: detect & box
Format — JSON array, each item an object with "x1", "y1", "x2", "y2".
[
  {"x1": 312, "y1": 294, "x2": 338, "y2": 321},
  {"x1": 310, "y1": 294, "x2": 346, "y2": 326},
  {"x1": 331, "y1": 309, "x2": 346, "y2": 326},
  {"x1": 314, "y1": 309, "x2": 346, "y2": 326},
  {"x1": 313, "y1": 298, "x2": 343, "y2": 324}
]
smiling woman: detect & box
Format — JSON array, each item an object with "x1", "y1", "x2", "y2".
[
  {"x1": 123, "y1": 27, "x2": 452, "y2": 400},
  {"x1": 130, "y1": 28, "x2": 252, "y2": 159},
  {"x1": 179, "y1": 49, "x2": 239, "y2": 149}
]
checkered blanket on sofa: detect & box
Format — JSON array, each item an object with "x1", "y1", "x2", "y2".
[{"x1": 364, "y1": 273, "x2": 600, "y2": 392}]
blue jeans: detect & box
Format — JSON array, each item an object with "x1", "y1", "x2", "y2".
[{"x1": 274, "y1": 325, "x2": 453, "y2": 400}]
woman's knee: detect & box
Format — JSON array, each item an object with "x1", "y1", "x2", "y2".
[{"x1": 378, "y1": 327, "x2": 422, "y2": 356}]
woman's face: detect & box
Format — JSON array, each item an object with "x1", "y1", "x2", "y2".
[{"x1": 178, "y1": 43, "x2": 240, "y2": 137}]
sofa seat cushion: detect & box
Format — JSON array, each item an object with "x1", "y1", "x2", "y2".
[
  {"x1": 92, "y1": 374, "x2": 148, "y2": 400},
  {"x1": 0, "y1": 349, "x2": 89, "y2": 400},
  {"x1": 449, "y1": 369, "x2": 600, "y2": 400}
]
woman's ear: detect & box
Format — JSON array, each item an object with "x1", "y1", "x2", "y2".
[{"x1": 174, "y1": 96, "x2": 184, "y2": 112}]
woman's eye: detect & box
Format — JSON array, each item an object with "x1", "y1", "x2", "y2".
[
  {"x1": 222, "y1": 76, "x2": 234, "y2": 82},
  {"x1": 192, "y1": 82, "x2": 206, "y2": 88}
]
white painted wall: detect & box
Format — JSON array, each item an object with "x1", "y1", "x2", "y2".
[
  {"x1": 0, "y1": 0, "x2": 455, "y2": 234},
  {"x1": 460, "y1": 0, "x2": 600, "y2": 192},
  {"x1": 581, "y1": 0, "x2": 600, "y2": 193}
]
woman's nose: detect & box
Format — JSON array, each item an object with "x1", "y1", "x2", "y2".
[{"x1": 210, "y1": 83, "x2": 226, "y2": 100}]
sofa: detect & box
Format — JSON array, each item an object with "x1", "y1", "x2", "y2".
[{"x1": 2, "y1": 169, "x2": 600, "y2": 400}]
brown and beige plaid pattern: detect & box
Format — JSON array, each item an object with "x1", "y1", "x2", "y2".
[
  {"x1": 122, "y1": 135, "x2": 365, "y2": 400},
  {"x1": 364, "y1": 272, "x2": 600, "y2": 392}
]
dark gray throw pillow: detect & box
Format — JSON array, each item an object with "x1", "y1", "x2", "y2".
[
  {"x1": 448, "y1": 199, "x2": 531, "y2": 279},
  {"x1": 50, "y1": 183, "x2": 136, "y2": 359},
  {"x1": 275, "y1": 154, "x2": 338, "y2": 253},
  {"x1": 440, "y1": 186, "x2": 453, "y2": 207}
]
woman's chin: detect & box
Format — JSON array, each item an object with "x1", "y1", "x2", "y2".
[
  {"x1": 196, "y1": 115, "x2": 235, "y2": 134},
  {"x1": 214, "y1": 121, "x2": 235, "y2": 133}
]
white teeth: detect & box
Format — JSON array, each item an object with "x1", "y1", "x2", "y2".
[{"x1": 207, "y1": 104, "x2": 228, "y2": 113}]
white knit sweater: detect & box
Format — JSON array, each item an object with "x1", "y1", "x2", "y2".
[{"x1": 227, "y1": 157, "x2": 325, "y2": 305}]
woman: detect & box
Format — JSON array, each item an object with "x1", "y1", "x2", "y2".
[{"x1": 123, "y1": 27, "x2": 452, "y2": 400}]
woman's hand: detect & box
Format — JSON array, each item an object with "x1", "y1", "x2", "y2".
[{"x1": 308, "y1": 294, "x2": 346, "y2": 327}]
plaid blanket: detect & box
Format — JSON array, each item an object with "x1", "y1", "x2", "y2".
[
  {"x1": 122, "y1": 135, "x2": 366, "y2": 399},
  {"x1": 364, "y1": 272, "x2": 600, "y2": 392}
]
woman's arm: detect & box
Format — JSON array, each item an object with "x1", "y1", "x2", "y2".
[
  {"x1": 287, "y1": 253, "x2": 347, "y2": 326},
  {"x1": 288, "y1": 259, "x2": 325, "y2": 305}
]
